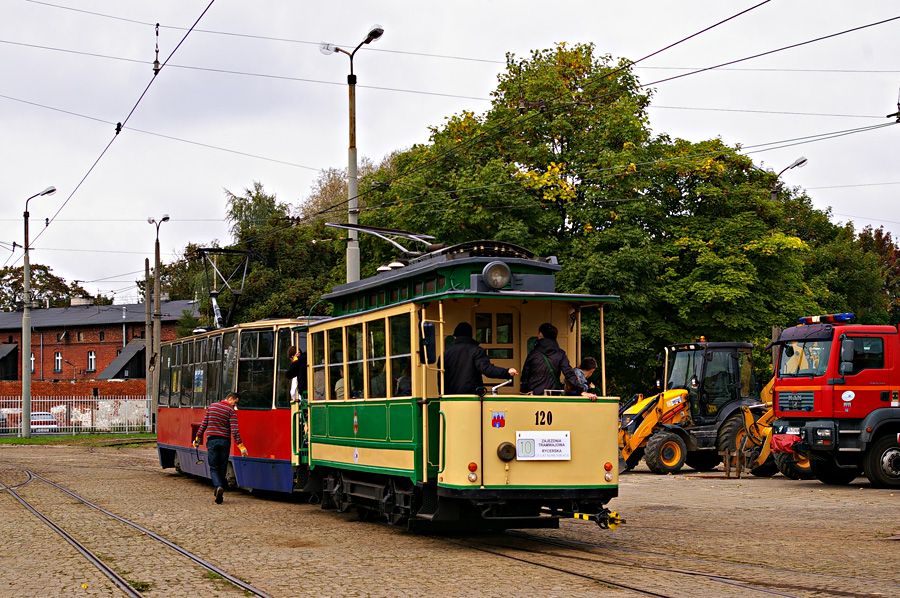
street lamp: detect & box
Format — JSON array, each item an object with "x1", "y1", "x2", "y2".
[
  {"x1": 64, "y1": 359, "x2": 77, "y2": 383},
  {"x1": 320, "y1": 24, "x2": 385, "y2": 283},
  {"x1": 770, "y1": 156, "x2": 808, "y2": 201},
  {"x1": 148, "y1": 214, "x2": 169, "y2": 431},
  {"x1": 21, "y1": 185, "x2": 56, "y2": 438}
]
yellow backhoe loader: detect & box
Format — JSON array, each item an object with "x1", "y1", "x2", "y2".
[{"x1": 619, "y1": 341, "x2": 778, "y2": 476}]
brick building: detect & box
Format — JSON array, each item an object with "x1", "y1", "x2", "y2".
[{"x1": 0, "y1": 299, "x2": 197, "y2": 396}]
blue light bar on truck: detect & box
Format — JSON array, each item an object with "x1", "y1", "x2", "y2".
[{"x1": 798, "y1": 313, "x2": 854, "y2": 325}]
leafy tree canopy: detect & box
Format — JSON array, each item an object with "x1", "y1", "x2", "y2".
[{"x1": 0, "y1": 264, "x2": 107, "y2": 310}]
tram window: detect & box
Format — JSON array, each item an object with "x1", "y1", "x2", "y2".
[
  {"x1": 390, "y1": 288, "x2": 399, "y2": 302},
  {"x1": 275, "y1": 327, "x2": 293, "y2": 409},
  {"x1": 367, "y1": 319, "x2": 387, "y2": 399},
  {"x1": 158, "y1": 344, "x2": 171, "y2": 406},
  {"x1": 238, "y1": 329, "x2": 275, "y2": 410},
  {"x1": 438, "y1": 275, "x2": 446, "y2": 290},
  {"x1": 194, "y1": 340, "x2": 203, "y2": 364},
  {"x1": 400, "y1": 286, "x2": 409, "y2": 300},
  {"x1": 425, "y1": 278, "x2": 435, "y2": 293},
  {"x1": 170, "y1": 344, "x2": 181, "y2": 408},
  {"x1": 328, "y1": 328, "x2": 345, "y2": 400},
  {"x1": 390, "y1": 314, "x2": 412, "y2": 397},
  {"x1": 222, "y1": 332, "x2": 239, "y2": 396},
  {"x1": 488, "y1": 348, "x2": 514, "y2": 359},
  {"x1": 192, "y1": 362, "x2": 205, "y2": 407},
  {"x1": 414, "y1": 281, "x2": 423, "y2": 296},
  {"x1": 350, "y1": 297, "x2": 358, "y2": 311},
  {"x1": 241, "y1": 332, "x2": 258, "y2": 359},
  {"x1": 497, "y1": 314, "x2": 513, "y2": 344},
  {"x1": 347, "y1": 324, "x2": 364, "y2": 399},
  {"x1": 379, "y1": 290, "x2": 386, "y2": 305},
  {"x1": 475, "y1": 314, "x2": 492, "y2": 344},
  {"x1": 311, "y1": 331, "x2": 326, "y2": 400},
  {"x1": 368, "y1": 294, "x2": 377, "y2": 309},
  {"x1": 258, "y1": 331, "x2": 274, "y2": 359},
  {"x1": 180, "y1": 341, "x2": 193, "y2": 406}
]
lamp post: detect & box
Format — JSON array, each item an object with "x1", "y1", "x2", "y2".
[
  {"x1": 320, "y1": 24, "x2": 385, "y2": 284},
  {"x1": 21, "y1": 185, "x2": 56, "y2": 438},
  {"x1": 148, "y1": 214, "x2": 169, "y2": 431},
  {"x1": 64, "y1": 359, "x2": 76, "y2": 383},
  {"x1": 770, "y1": 156, "x2": 808, "y2": 201}
]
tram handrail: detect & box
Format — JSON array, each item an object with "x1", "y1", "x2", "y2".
[
  {"x1": 438, "y1": 410, "x2": 446, "y2": 474},
  {"x1": 491, "y1": 379, "x2": 513, "y2": 395}
]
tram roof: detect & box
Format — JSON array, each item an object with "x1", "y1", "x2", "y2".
[{"x1": 323, "y1": 240, "x2": 560, "y2": 302}]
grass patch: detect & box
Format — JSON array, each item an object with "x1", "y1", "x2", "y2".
[
  {"x1": 0, "y1": 433, "x2": 156, "y2": 447},
  {"x1": 125, "y1": 579, "x2": 153, "y2": 592}
]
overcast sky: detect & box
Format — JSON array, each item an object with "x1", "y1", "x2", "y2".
[{"x1": 3, "y1": 1, "x2": 899, "y2": 304}]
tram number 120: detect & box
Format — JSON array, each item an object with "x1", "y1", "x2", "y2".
[{"x1": 534, "y1": 410, "x2": 553, "y2": 426}]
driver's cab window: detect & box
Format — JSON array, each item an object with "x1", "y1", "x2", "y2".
[
  {"x1": 848, "y1": 337, "x2": 884, "y2": 375},
  {"x1": 701, "y1": 351, "x2": 736, "y2": 416}
]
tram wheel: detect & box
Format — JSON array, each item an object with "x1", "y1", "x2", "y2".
[
  {"x1": 331, "y1": 472, "x2": 349, "y2": 513},
  {"x1": 173, "y1": 452, "x2": 183, "y2": 474}
]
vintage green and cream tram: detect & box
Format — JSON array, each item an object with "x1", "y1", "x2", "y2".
[{"x1": 292, "y1": 241, "x2": 622, "y2": 531}]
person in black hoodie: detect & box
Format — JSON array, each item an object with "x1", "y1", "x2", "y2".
[
  {"x1": 443, "y1": 322, "x2": 517, "y2": 395},
  {"x1": 520, "y1": 323, "x2": 596, "y2": 399}
]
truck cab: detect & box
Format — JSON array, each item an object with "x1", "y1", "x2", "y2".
[{"x1": 771, "y1": 313, "x2": 900, "y2": 487}]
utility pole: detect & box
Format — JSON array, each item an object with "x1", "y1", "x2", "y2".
[{"x1": 145, "y1": 258, "x2": 152, "y2": 409}]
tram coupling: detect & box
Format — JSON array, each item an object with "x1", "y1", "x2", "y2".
[{"x1": 573, "y1": 508, "x2": 625, "y2": 530}]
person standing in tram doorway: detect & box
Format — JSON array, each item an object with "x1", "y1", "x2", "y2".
[
  {"x1": 285, "y1": 345, "x2": 307, "y2": 403},
  {"x1": 442, "y1": 322, "x2": 517, "y2": 395},
  {"x1": 521, "y1": 323, "x2": 596, "y2": 400},
  {"x1": 194, "y1": 391, "x2": 247, "y2": 504}
]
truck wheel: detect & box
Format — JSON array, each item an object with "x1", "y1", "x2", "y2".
[
  {"x1": 645, "y1": 432, "x2": 686, "y2": 474},
  {"x1": 685, "y1": 452, "x2": 721, "y2": 471},
  {"x1": 809, "y1": 455, "x2": 861, "y2": 485},
  {"x1": 774, "y1": 452, "x2": 814, "y2": 480},
  {"x1": 863, "y1": 435, "x2": 900, "y2": 489}
]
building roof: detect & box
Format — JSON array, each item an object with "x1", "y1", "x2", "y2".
[
  {"x1": 0, "y1": 300, "x2": 198, "y2": 331},
  {"x1": 97, "y1": 338, "x2": 145, "y2": 380}
]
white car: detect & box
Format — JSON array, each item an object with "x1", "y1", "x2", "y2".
[{"x1": 30, "y1": 412, "x2": 60, "y2": 434}]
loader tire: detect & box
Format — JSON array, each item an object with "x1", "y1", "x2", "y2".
[
  {"x1": 809, "y1": 454, "x2": 861, "y2": 485},
  {"x1": 686, "y1": 451, "x2": 721, "y2": 471},
  {"x1": 774, "y1": 452, "x2": 814, "y2": 480},
  {"x1": 716, "y1": 415, "x2": 777, "y2": 477},
  {"x1": 645, "y1": 432, "x2": 686, "y2": 474}
]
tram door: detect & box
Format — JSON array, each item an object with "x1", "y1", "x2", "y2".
[{"x1": 290, "y1": 329, "x2": 309, "y2": 464}]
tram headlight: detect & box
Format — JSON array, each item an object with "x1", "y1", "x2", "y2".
[
  {"x1": 468, "y1": 472, "x2": 478, "y2": 482},
  {"x1": 605, "y1": 473, "x2": 614, "y2": 482},
  {"x1": 482, "y1": 261, "x2": 511, "y2": 290},
  {"x1": 497, "y1": 442, "x2": 516, "y2": 462}
]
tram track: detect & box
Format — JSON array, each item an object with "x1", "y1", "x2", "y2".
[
  {"x1": 448, "y1": 528, "x2": 896, "y2": 598},
  {"x1": 0, "y1": 461, "x2": 272, "y2": 598}
]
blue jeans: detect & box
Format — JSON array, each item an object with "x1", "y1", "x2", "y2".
[{"x1": 207, "y1": 436, "x2": 231, "y2": 490}]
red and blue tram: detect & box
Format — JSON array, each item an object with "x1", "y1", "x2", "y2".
[{"x1": 156, "y1": 319, "x2": 309, "y2": 494}]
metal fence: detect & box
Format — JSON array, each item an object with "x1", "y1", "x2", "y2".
[{"x1": 0, "y1": 395, "x2": 150, "y2": 436}]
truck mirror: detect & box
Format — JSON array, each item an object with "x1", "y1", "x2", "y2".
[
  {"x1": 840, "y1": 361, "x2": 854, "y2": 376},
  {"x1": 840, "y1": 338, "x2": 855, "y2": 363},
  {"x1": 420, "y1": 322, "x2": 436, "y2": 364}
]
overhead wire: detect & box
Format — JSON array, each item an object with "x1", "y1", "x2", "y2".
[{"x1": 25, "y1": 0, "x2": 218, "y2": 254}]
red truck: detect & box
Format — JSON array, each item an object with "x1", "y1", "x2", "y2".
[{"x1": 770, "y1": 313, "x2": 900, "y2": 488}]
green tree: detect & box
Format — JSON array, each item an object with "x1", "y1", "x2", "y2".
[
  {"x1": 356, "y1": 42, "x2": 884, "y2": 396},
  {"x1": 0, "y1": 264, "x2": 92, "y2": 310}
]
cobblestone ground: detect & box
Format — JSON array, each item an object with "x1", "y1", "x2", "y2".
[{"x1": 0, "y1": 444, "x2": 898, "y2": 598}]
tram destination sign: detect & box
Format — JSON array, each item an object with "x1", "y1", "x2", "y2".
[{"x1": 515, "y1": 431, "x2": 571, "y2": 460}]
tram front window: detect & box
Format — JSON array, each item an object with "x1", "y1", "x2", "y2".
[{"x1": 237, "y1": 330, "x2": 275, "y2": 409}]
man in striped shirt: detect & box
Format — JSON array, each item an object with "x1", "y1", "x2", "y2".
[{"x1": 194, "y1": 391, "x2": 247, "y2": 504}]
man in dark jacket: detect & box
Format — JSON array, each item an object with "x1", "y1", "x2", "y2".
[
  {"x1": 443, "y1": 322, "x2": 517, "y2": 395},
  {"x1": 521, "y1": 323, "x2": 595, "y2": 399}
]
